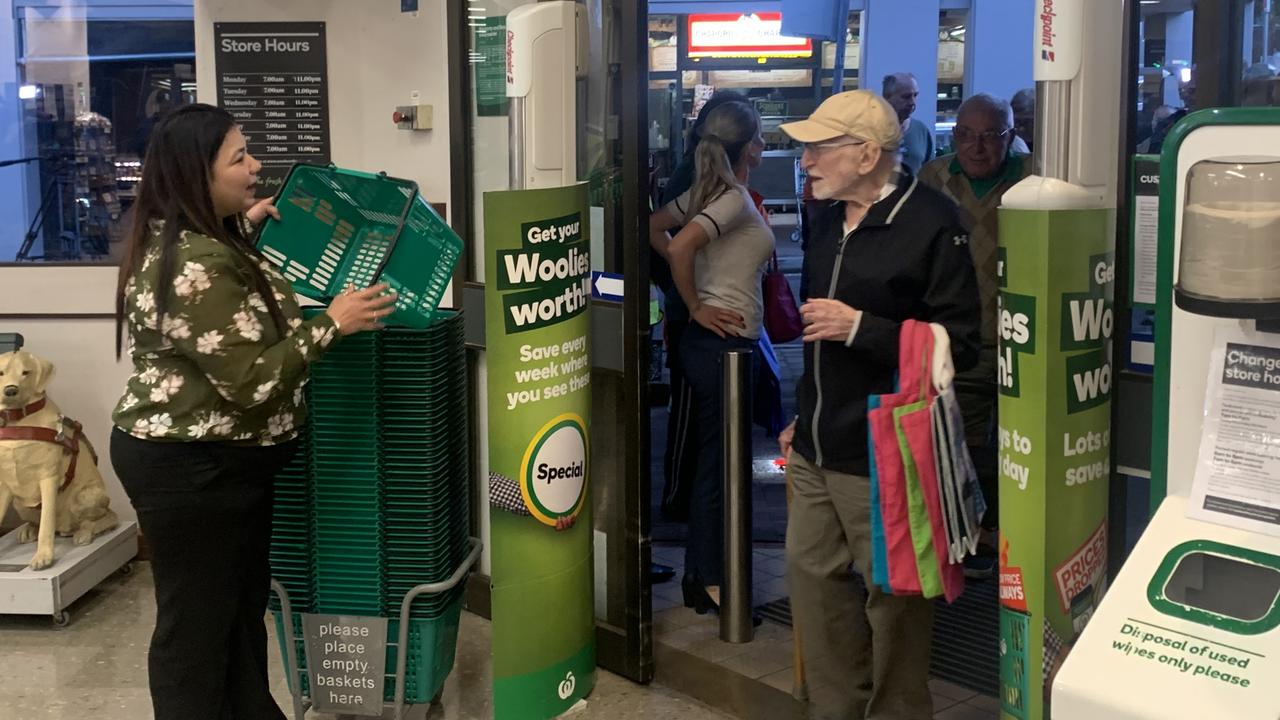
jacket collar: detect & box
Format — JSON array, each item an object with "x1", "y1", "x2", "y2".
[{"x1": 817, "y1": 164, "x2": 918, "y2": 233}]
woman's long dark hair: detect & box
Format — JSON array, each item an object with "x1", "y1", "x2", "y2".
[{"x1": 115, "y1": 104, "x2": 287, "y2": 358}]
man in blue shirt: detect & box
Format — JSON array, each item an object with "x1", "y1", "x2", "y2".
[{"x1": 882, "y1": 72, "x2": 934, "y2": 174}]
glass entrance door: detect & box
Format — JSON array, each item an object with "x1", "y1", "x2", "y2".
[{"x1": 448, "y1": 0, "x2": 654, "y2": 683}]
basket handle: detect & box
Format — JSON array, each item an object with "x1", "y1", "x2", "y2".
[{"x1": 367, "y1": 179, "x2": 420, "y2": 290}]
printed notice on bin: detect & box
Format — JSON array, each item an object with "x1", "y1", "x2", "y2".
[
  {"x1": 214, "y1": 22, "x2": 331, "y2": 197},
  {"x1": 301, "y1": 614, "x2": 388, "y2": 716},
  {"x1": 1188, "y1": 327, "x2": 1280, "y2": 536}
]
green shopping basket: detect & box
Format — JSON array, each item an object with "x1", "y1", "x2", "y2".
[{"x1": 256, "y1": 164, "x2": 462, "y2": 329}]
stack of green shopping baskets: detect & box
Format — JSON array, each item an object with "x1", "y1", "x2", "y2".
[
  {"x1": 260, "y1": 163, "x2": 470, "y2": 708},
  {"x1": 376, "y1": 317, "x2": 470, "y2": 703},
  {"x1": 269, "y1": 426, "x2": 314, "y2": 615},
  {"x1": 267, "y1": 313, "x2": 468, "y2": 702},
  {"x1": 269, "y1": 310, "x2": 471, "y2": 707},
  {"x1": 310, "y1": 331, "x2": 388, "y2": 618}
]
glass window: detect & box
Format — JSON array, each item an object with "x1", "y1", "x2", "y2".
[
  {"x1": 1136, "y1": 2, "x2": 1193, "y2": 151},
  {"x1": 665, "y1": 10, "x2": 854, "y2": 162},
  {"x1": 937, "y1": 9, "x2": 967, "y2": 128},
  {"x1": 649, "y1": 15, "x2": 679, "y2": 187},
  {"x1": 12, "y1": 10, "x2": 196, "y2": 263},
  {"x1": 1133, "y1": 2, "x2": 1280, "y2": 150},
  {"x1": 1241, "y1": 0, "x2": 1280, "y2": 106},
  {"x1": 649, "y1": 14, "x2": 677, "y2": 73},
  {"x1": 820, "y1": 10, "x2": 862, "y2": 77},
  {"x1": 462, "y1": 0, "x2": 646, "y2": 636}
]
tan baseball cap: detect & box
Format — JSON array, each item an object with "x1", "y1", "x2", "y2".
[{"x1": 780, "y1": 90, "x2": 902, "y2": 151}]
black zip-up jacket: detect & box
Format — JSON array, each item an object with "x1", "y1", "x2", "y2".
[{"x1": 792, "y1": 170, "x2": 982, "y2": 476}]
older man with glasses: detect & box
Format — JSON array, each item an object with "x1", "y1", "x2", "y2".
[
  {"x1": 919, "y1": 93, "x2": 1033, "y2": 577},
  {"x1": 778, "y1": 90, "x2": 980, "y2": 720}
]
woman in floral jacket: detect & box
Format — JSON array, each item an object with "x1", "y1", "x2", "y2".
[{"x1": 110, "y1": 104, "x2": 394, "y2": 720}]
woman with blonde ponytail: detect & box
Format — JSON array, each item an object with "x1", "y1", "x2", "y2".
[{"x1": 648, "y1": 100, "x2": 773, "y2": 614}]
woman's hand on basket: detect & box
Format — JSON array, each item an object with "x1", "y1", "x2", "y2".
[
  {"x1": 246, "y1": 198, "x2": 281, "y2": 226},
  {"x1": 691, "y1": 302, "x2": 746, "y2": 339},
  {"x1": 327, "y1": 284, "x2": 397, "y2": 335}
]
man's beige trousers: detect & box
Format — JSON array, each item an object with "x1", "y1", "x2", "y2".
[{"x1": 786, "y1": 452, "x2": 935, "y2": 720}]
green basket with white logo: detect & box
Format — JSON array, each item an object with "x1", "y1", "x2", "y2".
[{"x1": 256, "y1": 164, "x2": 461, "y2": 329}]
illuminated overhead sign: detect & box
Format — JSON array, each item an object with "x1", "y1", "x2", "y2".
[{"x1": 687, "y1": 13, "x2": 813, "y2": 60}]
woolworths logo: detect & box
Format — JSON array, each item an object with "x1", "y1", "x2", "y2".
[{"x1": 1062, "y1": 253, "x2": 1115, "y2": 413}]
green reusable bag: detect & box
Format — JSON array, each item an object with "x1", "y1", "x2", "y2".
[{"x1": 893, "y1": 400, "x2": 944, "y2": 598}]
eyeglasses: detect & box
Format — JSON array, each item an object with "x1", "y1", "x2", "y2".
[
  {"x1": 800, "y1": 139, "x2": 867, "y2": 155},
  {"x1": 953, "y1": 127, "x2": 1012, "y2": 146}
]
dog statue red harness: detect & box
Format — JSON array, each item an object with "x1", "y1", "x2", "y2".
[{"x1": 0, "y1": 398, "x2": 97, "y2": 495}]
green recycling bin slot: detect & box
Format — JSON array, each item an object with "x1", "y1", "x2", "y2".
[{"x1": 1148, "y1": 539, "x2": 1280, "y2": 635}]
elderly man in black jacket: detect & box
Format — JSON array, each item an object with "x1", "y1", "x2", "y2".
[{"x1": 778, "y1": 90, "x2": 982, "y2": 720}]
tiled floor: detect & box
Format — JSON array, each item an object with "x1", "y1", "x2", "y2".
[
  {"x1": 0, "y1": 563, "x2": 735, "y2": 720},
  {"x1": 651, "y1": 542, "x2": 789, "y2": 613},
  {"x1": 651, "y1": 542, "x2": 999, "y2": 719}
]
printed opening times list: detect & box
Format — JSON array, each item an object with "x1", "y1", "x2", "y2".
[
  {"x1": 221, "y1": 75, "x2": 326, "y2": 153},
  {"x1": 214, "y1": 22, "x2": 331, "y2": 196}
]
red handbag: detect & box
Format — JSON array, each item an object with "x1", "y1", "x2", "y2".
[{"x1": 763, "y1": 252, "x2": 803, "y2": 343}]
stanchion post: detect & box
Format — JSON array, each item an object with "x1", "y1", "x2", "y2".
[{"x1": 721, "y1": 349, "x2": 754, "y2": 643}]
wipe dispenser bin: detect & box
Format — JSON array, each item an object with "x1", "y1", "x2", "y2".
[
  {"x1": 1050, "y1": 498, "x2": 1280, "y2": 720},
  {"x1": 1175, "y1": 156, "x2": 1280, "y2": 319},
  {"x1": 256, "y1": 164, "x2": 463, "y2": 328},
  {"x1": 1052, "y1": 112, "x2": 1280, "y2": 720}
]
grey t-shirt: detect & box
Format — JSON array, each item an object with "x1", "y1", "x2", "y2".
[{"x1": 664, "y1": 186, "x2": 775, "y2": 339}]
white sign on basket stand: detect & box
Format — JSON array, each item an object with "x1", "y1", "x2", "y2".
[{"x1": 1188, "y1": 325, "x2": 1280, "y2": 537}]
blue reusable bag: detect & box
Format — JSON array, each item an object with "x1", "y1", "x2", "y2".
[{"x1": 867, "y1": 393, "x2": 893, "y2": 594}]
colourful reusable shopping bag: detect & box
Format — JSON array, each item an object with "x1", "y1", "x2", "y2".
[
  {"x1": 893, "y1": 324, "x2": 961, "y2": 601},
  {"x1": 866, "y1": 320, "x2": 933, "y2": 595}
]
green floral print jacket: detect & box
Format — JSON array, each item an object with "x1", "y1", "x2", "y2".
[{"x1": 112, "y1": 226, "x2": 339, "y2": 445}]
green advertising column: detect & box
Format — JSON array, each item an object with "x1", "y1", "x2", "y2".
[
  {"x1": 997, "y1": 208, "x2": 1114, "y2": 720},
  {"x1": 484, "y1": 184, "x2": 595, "y2": 719}
]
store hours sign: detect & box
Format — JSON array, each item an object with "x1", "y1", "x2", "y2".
[{"x1": 214, "y1": 22, "x2": 331, "y2": 197}]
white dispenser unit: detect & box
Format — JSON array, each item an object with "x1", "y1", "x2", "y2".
[
  {"x1": 505, "y1": 1, "x2": 587, "y2": 190},
  {"x1": 1051, "y1": 111, "x2": 1280, "y2": 720}
]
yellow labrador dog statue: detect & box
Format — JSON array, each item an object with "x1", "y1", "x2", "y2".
[{"x1": 0, "y1": 350, "x2": 118, "y2": 569}]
